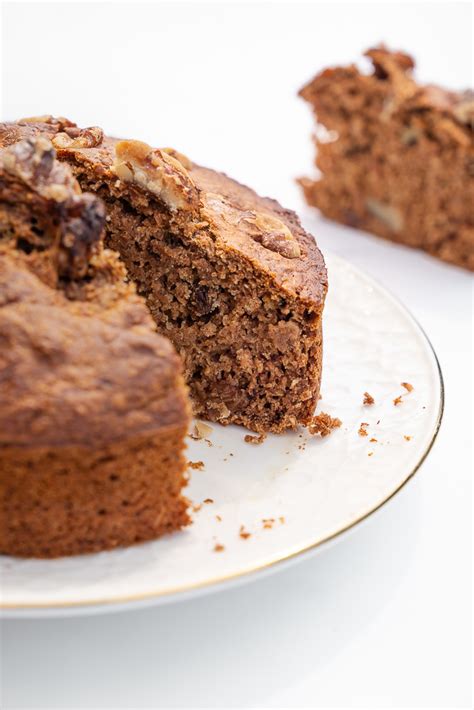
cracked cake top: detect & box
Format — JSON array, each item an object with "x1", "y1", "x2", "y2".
[{"x1": 0, "y1": 116, "x2": 327, "y2": 306}]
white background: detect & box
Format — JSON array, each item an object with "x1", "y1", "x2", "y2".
[{"x1": 0, "y1": 1, "x2": 472, "y2": 707}]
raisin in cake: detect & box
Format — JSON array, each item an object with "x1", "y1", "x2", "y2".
[
  {"x1": 0, "y1": 117, "x2": 327, "y2": 433},
  {"x1": 0, "y1": 137, "x2": 190, "y2": 558},
  {"x1": 299, "y1": 46, "x2": 474, "y2": 270}
]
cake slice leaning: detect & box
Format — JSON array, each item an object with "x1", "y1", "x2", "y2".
[
  {"x1": 0, "y1": 137, "x2": 191, "y2": 558},
  {"x1": 299, "y1": 46, "x2": 474, "y2": 270},
  {"x1": 0, "y1": 117, "x2": 328, "y2": 433}
]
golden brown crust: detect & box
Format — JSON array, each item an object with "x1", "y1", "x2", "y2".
[
  {"x1": 0, "y1": 119, "x2": 327, "y2": 305},
  {"x1": 0, "y1": 253, "x2": 189, "y2": 449}
]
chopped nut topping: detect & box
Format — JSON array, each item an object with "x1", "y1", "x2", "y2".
[
  {"x1": 17, "y1": 115, "x2": 76, "y2": 129},
  {"x1": 52, "y1": 126, "x2": 103, "y2": 150},
  {"x1": 0, "y1": 137, "x2": 104, "y2": 280},
  {"x1": 242, "y1": 211, "x2": 302, "y2": 259},
  {"x1": 162, "y1": 147, "x2": 193, "y2": 170},
  {"x1": 113, "y1": 139, "x2": 200, "y2": 213}
]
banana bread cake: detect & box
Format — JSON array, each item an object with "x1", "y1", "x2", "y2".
[
  {"x1": 0, "y1": 117, "x2": 327, "y2": 432},
  {"x1": 0, "y1": 137, "x2": 190, "y2": 558},
  {"x1": 299, "y1": 46, "x2": 474, "y2": 270}
]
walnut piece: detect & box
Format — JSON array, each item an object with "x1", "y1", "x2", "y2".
[
  {"x1": 17, "y1": 115, "x2": 76, "y2": 129},
  {"x1": 112, "y1": 139, "x2": 200, "y2": 213},
  {"x1": 453, "y1": 91, "x2": 474, "y2": 129},
  {"x1": 366, "y1": 198, "x2": 404, "y2": 233},
  {"x1": 52, "y1": 126, "x2": 103, "y2": 150},
  {"x1": 162, "y1": 147, "x2": 193, "y2": 170},
  {"x1": 242, "y1": 211, "x2": 301, "y2": 259},
  {"x1": 1, "y1": 136, "x2": 77, "y2": 202}
]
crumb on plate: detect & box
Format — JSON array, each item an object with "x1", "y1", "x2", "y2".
[
  {"x1": 244, "y1": 433, "x2": 267, "y2": 445},
  {"x1": 189, "y1": 421, "x2": 213, "y2": 440},
  {"x1": 188, "y1": 460, "x2": 204, "y2": 470},
  {"x1": 239, "y1": 525, "x2": 251, "y2": 540},
  {"x1": 308, "y1": 412, "x2": 342, "y2": 437}
]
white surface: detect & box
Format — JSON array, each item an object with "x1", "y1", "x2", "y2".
[
  {"x1": 0, "y1": 253, "x2": 443, "y2": 613},
  {"x1": 0, "y1": 0, "x2": 472, "y2": 707}
]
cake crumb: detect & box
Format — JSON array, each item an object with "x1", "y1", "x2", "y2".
[
  {"x1": 358, "y1": 422, "x2": 369, "y2": 437},
  {"x1": 188, "y1": 460, "x2": 204, "y2": 470},
  {"x1": 192, "y1": 503, "x2": 202, "y2": 513},
  {"x1": 404, "y1": 435, "x2": 412, "y2": 441},
  {"x1": 369, "y1": 437, "x2": 378, "y2": 443},
  {"x1": 239, "y1": 525, "x2": 251, "y2": 540},
  {"x1": 308, "y1": 412, "x2": 342, "y2": 437},
  {"x1": 214, "y1": 543, "x2": 225, "y2": 552},
  {"x1": 262, "y1": 518, "x2": 275, "y2": 529},
  {"x1": 279, "y1": 516, "x2": 285, "y2": 524},
  {"x1": 401, "y1": 382, "x2": 414, "y2": 392},
  {"x1": 216, "y1": 515, "x2": 222, "y2": 522},
  {"x1": 363, "y1": 392, "x2": 375, "y2": 405},
  {"x1": 368, "y1": 451, "x2": 374, "y2": 457},
  {"x1": 393, "y1": 396, "x2": 403, "y2": 406},
  {"x1": 244, "y1": 433, "x2": 267, "y2": 445},
  {"x1": 190, "y1": 421, "x2": 213, "y2": 440},
  {"x1": 203, "y1": 498, "x2": 214, "y2": 504}
]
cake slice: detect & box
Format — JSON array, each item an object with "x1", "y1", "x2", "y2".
[
  {"x1": 299, "y1": 46, "x2": 474, "y2": 270},
  {"x1": 0, "y1": 117, "x2": 327, "y2": 432},
  {"x1": 0, "y1": 137, "x2": 191, "y2": 558}
]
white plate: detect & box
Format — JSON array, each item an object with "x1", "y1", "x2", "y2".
[{"x1": 0, "y1": 253, "x2": 443, "y2": 617}]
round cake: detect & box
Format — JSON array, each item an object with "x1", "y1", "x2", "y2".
[
  {"x1": 0, "y1": 137, "x2": 190, "y2": 558},
  {"x1": 0, "y1": 118, "x2": 329, "y2": 559}
]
